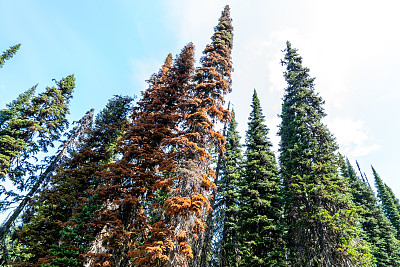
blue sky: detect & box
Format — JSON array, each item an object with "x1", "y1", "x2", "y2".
[{"x1": 1, "y1": 0, "x2": 400, "y2": 198}]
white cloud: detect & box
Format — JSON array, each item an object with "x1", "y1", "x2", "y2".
[
  {"x1": 326, "y1": 117, "x2": 380, "y2": 157},
  {"x1": 164, "y1": 0, "x2": 394, "y2": 162}
]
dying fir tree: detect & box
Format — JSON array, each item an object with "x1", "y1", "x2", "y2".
[
  {"x1": 238, "y1": 90, "x2": 285, "y2": 266},
  {"x1": 81, "y1": 44, "x2": 199, "y2": 266},
  {"x1": 278, "y1": 41, "x2": 373, "y2": 266},
  {"x1": 178, "y1": 5, "x2": 233, "y2": 267},
  {"x1": 341, "y1": 158, "x2": 400, "y2": 266},
  {"x1": 373, "y1": 167, "x2": 400, "y2": 239}
]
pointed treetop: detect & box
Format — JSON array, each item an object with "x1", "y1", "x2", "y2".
[
  {"x1": 164, "y1": 53, "x2": 173, "y2": 68},
  {"x1": 212, "y1": 5, "x2": 233, "y2": 50},
  {"x1": 248, "y1": 89, "x2": 265, "y2": 126}
]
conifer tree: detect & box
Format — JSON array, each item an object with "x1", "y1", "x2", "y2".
[
  {"x1": 86, "y1": 7, "x2": 233, "y2": 266},
  {"x1": 14, "y1": 96, "x2": 133, "y2": 266},
  {"x1": 279, "y1": 41, "x2": 373, "y2": 266},
  {"x1": 172, "y1": 6, "x2": 233, "y2": 267},
  {"x1": 0, "y1": 75, "x2": 75, "y2": 213},
  {"x1": 238, "y1": 90, "x2": 285, "y2": 266},
  {"x1": 213, "y1": 110, "x2": 242, "y2": 267},
  {"x1": 342, "y1": 159, "x2": 400, "y2": 266},
  {"x1": 0, "y1": 44, "x2": 20, "y2": 68},
  {"x1": 373, "y1": 167, "x2": 400, "y2": 239},
  {"x1": 385, "y1": 184, "x2": 400, "y2": 216},
  {"x1": 82, "y1": 45, "x2": 197, "y2": 266}
]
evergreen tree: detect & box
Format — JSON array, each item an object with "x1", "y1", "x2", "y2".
[
  {"x1": 173, "y1": 5, "x2": 233, "y2": 266},
  {"x1": 0, "y1": 75, "x2": 75, "y2": 208},
  {"x1": 278, "y1": 41, "x2": 373, "y2": 266},
  {"x1": 342, "y1": 158, "x2": 400, "y2": 266},
  {"x1": 0, "y1": 44, "x2": 20, "y2": 68},
  {"x1": 14, "y1": 96, "x2": 133, "y2": 266},
  {"x1": 237, "y1": 90, "x2": 285, "y2": 266},
  {"x1": 373, "y1": 166, "x2": 400, "y2": 239},
  {"x1": 213, "y1": 110, "x2": 242, "y2": 267},
  {"x1": 385, "y1": 184, "x2": 400, "y2": 216},
  {"x1": 82, "y1": 45, "x2": 197, "y2": 266}
]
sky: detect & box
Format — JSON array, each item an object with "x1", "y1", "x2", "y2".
[{"x1": 1, "y1": 0, "x2": 399, "y2": 198}]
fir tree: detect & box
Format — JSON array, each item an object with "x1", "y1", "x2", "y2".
[
  {"x1": 373, "y1": 166, "x2": 400, "y2": 239},
  {"x1": 237, "y1": 90, "x2": 285, "y2": 266},
  {"x1": 0, "y1": 75, "x2": 75, "y2": 204},
  {"x1": 385, "y1": 184, "x2": 400, "y2": 216},
  {"x1": 213, "y1": 110, "x2": 242, "y2": 267},
  {"x1": 187, "y1": 6, "x2": 233, "y2": 266},
  {"x1": 342, "y1": 158, "x2": 400, "y2": 266},
  {"x1": 14, "y1": 96, "x2": 133, "y2": 266},
  {"x1": 83, "y1": 45, "x2": 197, "y2": 266},
  {"x1": 278, "y1": 41, "x2": 373, "y2": 266},
  {"x1": 0, "y1": 44, "x2": 21, "y2": 68}
]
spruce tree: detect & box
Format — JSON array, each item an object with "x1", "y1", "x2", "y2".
[
  {"x1": 238, "y1": 90, "x2": 285, "y2": 266},
  {"x1": 214, "y1": 110, "x2": 242, "y2": 267},
  {"x1": 373, "y1": 167, "x2": 400, "y2": 239},
  {"x1": 279, "y1": 41, "x2": 373, "y2": 266},
  {"x1": 342, "y1": 158, "x2": 400, "y2": 266}
]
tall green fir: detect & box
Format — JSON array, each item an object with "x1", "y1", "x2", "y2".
[
  {"x1": 385, "y1": 184, "x2": 400, "y2": 216},
  {"x1": 341, "y1": 158, "x2": 400, "y2": 266},
  {"x1": 238, "y1": 90, "x2": 285, "y2": 266},
  {"x1": 0, "y1": 75, "x2": 75, "y2": 212},
  {"x1": 214, "y1": 110, "x2": 243, "y2": 267},
  {"x1": 373, "y1": 166, "x2": 400, "y2": 239},
  {"x1": 278, "y1": 41, "x2": 373, "y2": 266}
]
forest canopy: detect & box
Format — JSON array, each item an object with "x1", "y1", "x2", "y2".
[{"x1": 1, "y1": 4, "x2": 399, "y2": 267}]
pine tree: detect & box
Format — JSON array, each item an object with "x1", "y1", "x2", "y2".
[
  {"x1": 279, "y1": 41, "x2": 373, "y2": 266},
  {"x1": 373, "y1": 166, "x2": 400, "y2": 239},
  {"x1": 237, "y1": 90, "x2": 285, "y2": 266},
  {"x1": 212, "y1": 110, "x2": 242, "y2": 267},
  {"x1": 0, "y1": 44, "x2": 21, "y2": 68},
  {"x1": 341, "y1": 158, "x2": 400, "y2": 266}
]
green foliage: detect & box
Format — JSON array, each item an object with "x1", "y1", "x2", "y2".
[
  {"x1": 0, "y1": 75, "x2": 75, "y2": 210},
  {"x1": 238, "y1": 90, "x2": 285, "y2": 266},
  {"x1": 385, "y1": 184, "x2": 400, "y2": 216},
  {"x1": 14, "y1": 96, "x2": 133, "y2": 266},
  {"x1": 373, "y1": 167, "x2": 400, "y2": 239},
  {"x1": 43, "y1": 194, "x2": 101, "y2": 267},
  {"x1": 0, "y1": 44, "x2": 21, "y2": 68},
  {"x1": 342, "y1": 158, "x2": 400, "y2": 266},
  {"x1": 213, "y1": 110, "x2": 243, "y2": 266},
  {"x1": 212, "y1": 6, "x2": 233, "y2": 50},
  {"x1": 279, "y1": 41, "x2": 373, "y2": 266}
]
